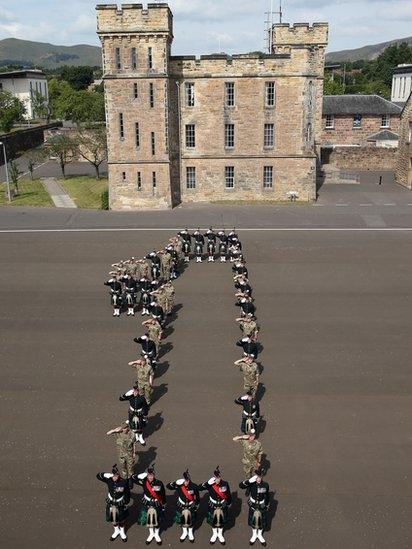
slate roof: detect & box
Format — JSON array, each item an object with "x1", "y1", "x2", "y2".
[
  {"x1": 366, "y1": 130, "x2": 399, "y2": 141},
  {"x1": 323, "y1": 95, "x2": 402, "y2": 116},
  {"x1": 0, "y1": 69, "x2": 46, "y2": 80}
]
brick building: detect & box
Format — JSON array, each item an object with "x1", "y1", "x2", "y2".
[
  {"x1": 322, "y1": 95, "x2": 401, "y2": 148},
  {"x1": 96, "y1": 2, "x2": 328, "y2": 210},
  {"x1": 395, "y1": 92, "x2": 412, "y2": 189}
]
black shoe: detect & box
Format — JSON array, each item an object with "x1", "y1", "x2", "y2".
[
  {"x1": 122, "y1": 538, "x2": 127, "y2": 543},
  {"x1": 133, "y1": 337, "x2": 138, "y2": 343}
]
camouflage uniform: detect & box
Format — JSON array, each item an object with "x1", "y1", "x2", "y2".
[
  {"x1": 115, "y1": 431, "x2": 136, "y2": 480},
  {"x1": 235, "y1": 359, "x2": 259, "y2": 396},
  {"x1": 153, "y1": 288, "x2": 168, "y2": 315},
  {"x1": 160, "y1": 251, "x2": 172, "y2": 281},
  {"x1": 140, "y1": 259, "x2": 152, "y2": 280},
  {"x1": 146, "y1": 319, "x2": 162, "y2": 355},
  {"x1": 239, "y1": 318, "x2": 258, "y2": 339},
  {"x1": 162, "y1": 282, "x2": 175, "y2": 315},
  {"x1": 130, "y1": 259, "x2": 142, "y2": 280},
  {"x1": 131, "y1": 360, "x2": 154, "y2": 405},
  {"x1": 241, "y1": 439, "x2": 263, "y2": 479}
]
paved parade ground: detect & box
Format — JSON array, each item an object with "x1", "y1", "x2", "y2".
[{"x1": 0, "y1": 218, "x2": 411, "y2": 549}]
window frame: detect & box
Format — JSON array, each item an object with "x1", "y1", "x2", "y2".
[
  {"x1": 185, "y1": 124, "x2": 196, "y2": 148},
  {"x1": 135, "y1": 122, "x2": 140, "y2": 148},
  {"x1": 119, "y1": 113, "x2": 124, "y2": 140},
  {"x1": 263, "y1": 166, "x2": 273, "y2": 189},
  {"x1": 225, "y1": 82, "x2": 235, "y2": 107},
  {"x1": 115, "y1": 47, "x2": 121, "y2": 70},
  {"x1": 185, "y1": 82, "x2": 195, "y2": 107},
  {"x1": 186, "y1": 166, "x2": 196, "y2": 189},
  {"x1": 151, "y1": 132, "x2": 156, "y2": 156},
  {"x1": 137, "y1": 171, "x2": 142, "y2": 191},
  {"x1": 149, "y1": 83, "x2": 154, "y2": 108},
  {"x1": 381, "y1": 114, "x2": 390, "y2": 128},
  {"x1": 265, "y1": 82, "x2": 275, "y2": 107},
  {"x1": 325, "y1": 114, "x2": 335, "y2": 129},
  {"x1": 225, "y1": 166, "x2": 235, "y2": 189},
  {"x1": 148, "y1": 47, "x2": 153, "y2": 69},
  {"x1": 152, "y1": 171, "x2": 157, "y2": 189},
  {"x1": 133, "y1": 82, "x2": 138, "y2": 100},
  {"x1": 264, "y1": 123, "x2": 275, "y2": 148},
  {"x1": 224, "y1": 123, "x2": 235, "y2": 149},
  {"x1": 131, "y1": 47, "x2": 137, "y2": 70},
  {"x1": 353, "y1": 114, "x2": 362, "y2": 129}
]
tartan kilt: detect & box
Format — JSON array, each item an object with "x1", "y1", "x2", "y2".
[
  {"x1": 174, "y1": 506, "x2": 197, "y2": 526},
  {"x1": 206, "y1": 504, "x2": 228, "y2": 526},
  {"x1": 138, "y1": 501, "x2": 165, "y2": 525},
  {"x1": 248, "y1": 505, "x2": 267, "y2": 530},
  {"x1": 105, "y1": 500, "x2": 128, "y2": 523}
]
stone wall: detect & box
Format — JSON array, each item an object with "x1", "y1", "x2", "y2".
[
  {"x1": 395, "y1": 94, "x2": 412, "y2": 189},
  {"x1": 322, "y1": 114, "x2": 400, "y2": 146},
  {"x1": 322, "y1": 146, "x2": 397, "y2": 171},
  {"x1": 0, "y1": 123, "x2": 62, "y2": 165}
]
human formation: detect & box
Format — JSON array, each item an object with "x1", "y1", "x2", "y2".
[{"x1": 99, "y1": 229, "x2": 270, "y2": 546}]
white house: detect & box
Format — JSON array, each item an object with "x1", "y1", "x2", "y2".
[
  {"x1": 0, "y1": 69, "x2": 49, "y2": 120},
  {"x1": 391, "y1": 64, "x2": 412, "y2": 106}
]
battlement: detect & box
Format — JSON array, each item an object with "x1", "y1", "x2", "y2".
[
  {"x1": 96, "y1": 3, "x2": 172, "y2": 36},
  {"x1": 272, "y1": 22, "x2": 328, "y2": 47}
]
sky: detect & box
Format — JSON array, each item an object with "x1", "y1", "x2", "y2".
[{"x1": 0, "y1": 0, "x2": 411, "y2": 55}]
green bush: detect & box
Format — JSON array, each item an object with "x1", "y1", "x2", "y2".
[{"x1": 101, "y1": 188, "x2": 109, "y2": 210}]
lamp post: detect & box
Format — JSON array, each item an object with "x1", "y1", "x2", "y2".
[{"x1": 0, "y1": 141, "x2": 11, "y2": 203}]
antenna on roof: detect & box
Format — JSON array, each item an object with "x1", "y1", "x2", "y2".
[{"x1": 264, "y1": 0, "x2": 283, "y2": 53}]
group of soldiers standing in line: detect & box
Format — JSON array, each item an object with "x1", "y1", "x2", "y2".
[{"x1": 98, "y1": 229, "x2": 270, "y2": 546}]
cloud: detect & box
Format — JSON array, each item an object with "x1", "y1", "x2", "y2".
[{"x1": 0, "y1": 0, "x2": 410, "y2": 54}]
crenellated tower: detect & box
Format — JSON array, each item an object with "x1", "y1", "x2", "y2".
[{"x1": 97, "y1": 3, "x2": 176, "y2": 209}]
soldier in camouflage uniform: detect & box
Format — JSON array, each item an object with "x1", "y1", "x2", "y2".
[
  {"x1": 151, "y1": 286, "x2": 168, "y2": 316},
  {"x1": 236, "y1": 314, "x2": 259, "y2": 341},
  {"x1": 162, "y1": 281, "x2": 175, "y2": 315},
  {"x1": 130, "y1": 257, "x2": 142, "y2": 280},
  {"x1": 233, "y1": 432, "x2": 263, "y2": 479},
  {"x1": 234, "y1": 356, "x2": 259, "y2": 396},
  {"x1": 139, "y1": 257, "x2": 152, "y2": 280},
  {"x1": 142, "y1": 317, "x2": 162, "y2": 355},
  {"x1": 159, "y1": 249, "x2": 172, "y2": 281},
  {"x1": 128, "y1": 358, "x2": 154, "y2": 405},
  {"x1": 106, "y1": 422, "x2": 136, "y2": 486}
]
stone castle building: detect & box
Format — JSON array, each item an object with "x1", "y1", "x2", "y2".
[{"x1": 96, "y1": 3, "x2": 328, "y2": 209}]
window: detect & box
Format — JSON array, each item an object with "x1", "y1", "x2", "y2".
[
  {"x1": 151, "y1": 132, "x2": 156, "y2": 156},
  {"x1": 148, "y1": 47, "x2": 153, "y2": 69},
  {"x1": 225, "y1": 166, "x2": 234, "y2": 188},
  {"x1": 152, "y1": 171, "x2": 157, "y2": 190},
  {"x1": 263, "y1": 166, "x2": 273, "y2": 189},
  {"x1": 185, "y1": 124, "x2": 195, "y2": 148},
  {"x1": 122, "y1": 172, "x2": 126, "y2": 180},
  {"x1": 185, "y1": 83, "x2": 195, "y2": 107},
  {"x1": 381, "y1": 115, "x2": 390, "y2": 128},
  {"x1": 225, "y1": 82, "x2": 235, "y2": 107},
  {"x1": 265, "y1": 82, "x2": 275, "y2": 107},
  {"x1": 119, "y1": 113, "x2": 124, "y2": 139},
  {"x1": 149, "y1": 83, "x2": 154, "y2": 108},
  {"x1": 0, "y1": 82, "x2": 2, "y2": 90},
  {"x1": 131, "y1": 47, "x2": 137, "y2": 70},
  {"x1": 264, "y1": 123, "x2": 274, "y2": 148},
  {"x1": 135, "y1": 122, "x2": 140, "y2": 148},
  {"x1": 225, "y1": 123, "x2": 235, "y2": 148},
  {"x1": 353, "y1": 115, "x2": 362, "y2": 128},
  {"x1": 137, "y1": 172, "x2": 142, "y2": 190},
  {"x1": 133, "y1": 82, "x2": 138, "y2": 99},
  {"x1": 325, "y1": 115, "x2": 334, "y2": 129},
  {"x1": 186, "y1": 167, "x2": 196, "y2": 189},
  {"x1": 115, "y1": 47, "x2": 121, "y2": 70}
]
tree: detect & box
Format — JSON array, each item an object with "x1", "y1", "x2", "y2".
[
  {"x1": 75, "y1": 125, "x2": 107, "y2": 179},
  {"x1": 25, "y1": 148, "x2": 47, "y2": 180},
  {"x1": 45, "y1": 134, "x2": 77, "y2": 179},
  {"x1": 9, "y1": 160, "x2": 21, "y2": 195},
  {"x1": 0, "y1": 90, "x2": 26, "y2": 133},
  {"x1": 324, "y1": 76, "x2": 345, "y2": 95},
  {"x1": 31, "y1": 90, "x2": 50, "y2": 121},
  {"x1": 60, "y1": 66, "x2": 94, "y2": 91}
]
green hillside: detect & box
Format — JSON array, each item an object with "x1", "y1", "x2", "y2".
[
  {"x1": 0, "y1": 38, "x2": 101, "y2": 69},
  {"x1": 327, "y1": 36, "x2": 412, "y2": 63}
]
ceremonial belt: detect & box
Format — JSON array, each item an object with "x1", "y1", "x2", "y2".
[
  {"x1": 145, "y1": 480, "x2": 163, "y2": 503},
  {"x1": 130, "y1": 407, "x2": 143, "y2": 413},
  {"x1": 243, "y1": 411, "x2": 257, "y2": 417},
  {"x1": 249, "y1": 496, "x2": 265, "y2": 504},
  {"x1": 211, "y1": 484, "x2": 227, "y2": 501},
  {"x1": 108, "y1": 494, "x2": 124, "y2": 503},
  {"x1": 178, "y1": 497, "x2": 194, "y2": 506}
]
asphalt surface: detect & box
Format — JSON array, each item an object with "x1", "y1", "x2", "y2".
[{"x1": 0, "y1": 228, "x2": 411, "y2": 548}]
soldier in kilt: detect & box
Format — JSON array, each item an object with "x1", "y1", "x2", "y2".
[
  {"x1": 239, "y1": 468, "x2": 270, "y2": 546},
  {"x1": 167, "y1": 470, "x2": 200, "y2": 543},
  {"x1": 132, "y1": 466, "x2": 166, "y2": 545},
  {"x1": 96, "y1": 464, "x2": 130, "y2": 542},
  {"x1": 199, "y1": 467, "x2": 232, "y2": 545}
]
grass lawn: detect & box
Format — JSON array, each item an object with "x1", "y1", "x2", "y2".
[
  {"x1": 0, "y1": 178, "x2": 53, "y2": 207},
  {"x1": 58, "y1": 176, "x2": 108, "y2": 209}
]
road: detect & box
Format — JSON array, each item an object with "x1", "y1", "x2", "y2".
[{"x1": 0, "y1": 225, "x2": 411, "y2": 548}]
